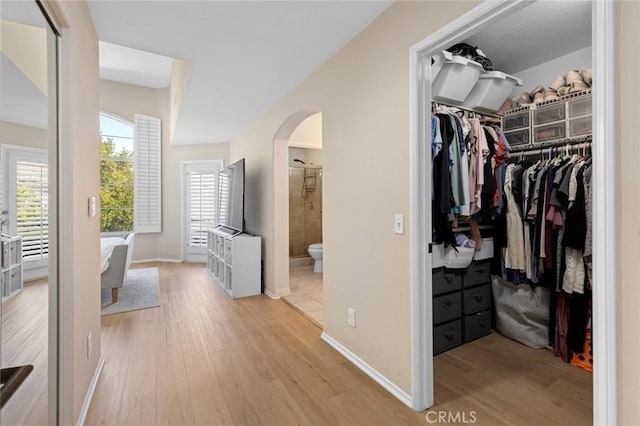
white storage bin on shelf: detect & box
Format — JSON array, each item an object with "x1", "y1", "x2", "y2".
[
  {"x1": 473, "y1": 237, "x2": 494, "y2": 261},
  {"x1": 432, "y1": 243, "x2": 445, "y2": 268},
  {"x1": 432, "y1": 50, "x2": 484, "y2": 104},
  {"x1": 443, "y1": 243, "x2": 475, "y2": 269},
  {"x1": 463, "y1": 71, "x2": 523, "y2": 113}
]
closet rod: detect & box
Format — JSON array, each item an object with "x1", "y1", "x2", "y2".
[
  {"x1": 514, "y1": 143, "x2": 592, "y2": 158},
  {"x1": 431, "y1": 101, "x2": 502, "y2": 119},
  {"x1": 509, "y1": 135, "x2": 592, "y2": 153},
  {"x1": 452, "y1": 224, "x2": 493, "y2": 232}
]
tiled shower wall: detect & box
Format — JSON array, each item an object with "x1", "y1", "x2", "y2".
[{"x1": 289, "y1": 167, "x2": 322, "y2": 257}]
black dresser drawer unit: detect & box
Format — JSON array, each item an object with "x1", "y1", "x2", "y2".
[
  {"x1": 433, "y1": 255, "x2": 493, "y2": 355},
  {"x1": 462, "y1": 283, "x2": 491, "y2": 315},
  {"x1": 434, "y1": 319, "x2": 462, "y2": 355},
  {"x1": 462, "y1": 260, "x2": 491, "y2": 288},
  {"x1": 433, "y1": 291, "x2": 462, "y2": 325},
  {"x1": 433, "y1": 267, "x2": 462, "y2": 296},
  {"x1": 463, "y1": 310, "x2": 492, "y2": 343}
]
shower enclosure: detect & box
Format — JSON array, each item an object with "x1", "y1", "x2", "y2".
[{"x1": 289, "y1": 165, "x2": 322, "y2": 257}]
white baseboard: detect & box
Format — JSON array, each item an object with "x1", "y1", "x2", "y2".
[
  {"x1": 23, "y1": 265, "x2": 48, "y2": 282},
  {"x1": 264, "y1": 287, "x2": 291, "y2": 299},
  {"x1": 264, "y1": 288, "x2": 280, "y2": 299},
  {"x1": 131, "y1": 258, "x2": 182, "y2": 264},
  {"x1": 320, "y1": 332, "x2": 413, "y2": 409},
  {"x1": 76, "y1": 357, "x2": 104, "y2": 426}
]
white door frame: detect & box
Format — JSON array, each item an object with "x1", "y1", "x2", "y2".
[
  {"x1": 409, "y1": 1, "x2": 617, "y2": 424},
  {"x1": 180, "y1": 159, "x2": 223, "y2": 262}
]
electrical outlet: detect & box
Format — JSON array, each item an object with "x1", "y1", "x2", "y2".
[
  {"x1": 348, "y1": 308, "x2": 356, "y2": 328},
  {"x1": 87, "y1": 332, "x2": 92, "y2": 359}
]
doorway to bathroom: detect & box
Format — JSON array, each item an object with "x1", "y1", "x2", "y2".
[
  {"x1": 284, "y1": 147, "x2": 323, "y2": 326},
  {"x1": 279, "y1": 113, "x2": 324, "y2": 327}
]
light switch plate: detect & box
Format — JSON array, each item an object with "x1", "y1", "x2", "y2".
[
  {"x1": 394, "y1": 214, "x2": 404, "y2": 234},
  {"x1": 88, "y1": 197, "x2": 96, "y2": 217},
  {"x1": 348, "y1": 308, "x2": 356, "y2": 328}
]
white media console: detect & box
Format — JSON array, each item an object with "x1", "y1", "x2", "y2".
[{"x1": 206, "y1": 227, "x2": 261, "y2": 298}]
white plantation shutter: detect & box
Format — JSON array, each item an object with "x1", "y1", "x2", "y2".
[
  {"x1": 134, "y1": 114, "x2": 162, "y2": 233},
  {"x1": 186, "y1": 168, "x2": 217, "y2": 248},
  {"x1": 15, "y1": 160, "x2": 48, "y2": 261}
]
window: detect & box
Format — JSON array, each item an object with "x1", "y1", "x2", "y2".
[
  {"x1": 99, "y1": 113, "x2": 162, "y2": 234},
  {"x1": 1, "y1": 145, "x2": 48, "y2": 264},
  {"x1": 100, "y1": 114, "x2": 134, "y2": 232}
]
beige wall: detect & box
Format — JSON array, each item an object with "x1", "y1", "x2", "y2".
[
  {"x1": 617, "y1": 2, "x2": 640, "y2": 423},
  {"x1": 169, "y1": 59, "x2": 190, "y2": 143},
  {"x1": 289, "y1": 112, "x2": 322, "y2": 148},
  {"x1": 99, "y1": 79, "x2": 230, "y2": 261},
  {"x1": 0, "y1": 120, "x2": 47, "y2": 149},
  {"x1": 231, "y1": 1, "x2": 477, "y2": 394},
  {"x1": 47, "y1": 0, "x2": 101, "y2": 423}
]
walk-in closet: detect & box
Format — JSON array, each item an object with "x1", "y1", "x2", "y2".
[{"x1": 428, "y1": 2, "x2": 593, "y2": 423}]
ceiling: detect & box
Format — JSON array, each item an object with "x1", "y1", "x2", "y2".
[
  {"x1": 1, "y1": 0, "x2": 48, "y2": 129},
  {"x1": 88, "y1": 1, "x2": 394, "y2": 145},
  {"x1": 465, "y1": 1, "x2": 591, "y2": 75},
  {"x1": 0, "y1": 52, "x2": 47, "y2": 129},
  {"x1": 99, "y1": 41, "x2": 173, "y2": 89},
  {"x1": 1, "y1": 1, "x2": 593, "y2": 139}
]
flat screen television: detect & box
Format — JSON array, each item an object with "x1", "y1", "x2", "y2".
[{"x1": 217, "y1": 158, "x2": 245, "y2": 233}]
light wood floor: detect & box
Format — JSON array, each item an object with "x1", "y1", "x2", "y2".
[
  {"x1": 87, "y1": 262, "x2": 593, "y2": 425},
  {"x1": 433, "y1": 333, "x2": 592, "y2": 425},
  {"x1": 1, "y1": 279, "x2": 48, "y2": 426}
]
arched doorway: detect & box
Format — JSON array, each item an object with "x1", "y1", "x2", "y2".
[{"x1": 271, "y1": 108, "x2": 322, "y2": 303}]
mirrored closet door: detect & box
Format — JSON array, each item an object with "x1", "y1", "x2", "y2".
[{"x1": 0, "y1": 1, "x2": 59, "y2": 424}]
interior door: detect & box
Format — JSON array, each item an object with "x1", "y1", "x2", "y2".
[
  {"x1": 184, "y1": 161, "x2": 222, "y2": 262},
  {"x1": 0, "y1": 0, "x2": 59, "y2": 423}
]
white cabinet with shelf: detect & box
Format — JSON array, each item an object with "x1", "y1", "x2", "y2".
[
  {"x1": 206, "y1": 227, "x2": 261, "y2": 298},
  {"x1": 1, "y1": 235, "x2": 23, "y2": 299}
]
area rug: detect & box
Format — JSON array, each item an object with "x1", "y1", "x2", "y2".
[{"x1": 101, "y1": 267, "x2": 160, "y2": 315}]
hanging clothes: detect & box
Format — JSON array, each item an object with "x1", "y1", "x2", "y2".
[
  {"x1": 430, "y1": 110, "x2": 500, "y2": 245},
  {"x1": 494, "y1": 145, "x2": 593, "y2": 370},
  {"x1": 503, "y1": 164, "x2": 525, "y2": 271},
  {"x1": 433, "y1": 114, "x2": 455, "y2": 246},
  {"x1": 468, "y1": 118, "x2": 489, "y2": 215}
]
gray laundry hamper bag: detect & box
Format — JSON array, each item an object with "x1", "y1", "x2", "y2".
[{"x1": 491, "y1": 275, "x2": 551, "y2": 348}]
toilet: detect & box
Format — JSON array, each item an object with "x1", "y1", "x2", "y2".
[{"x1": 308, "y1": 243, "x2": 323, "y2": 273}]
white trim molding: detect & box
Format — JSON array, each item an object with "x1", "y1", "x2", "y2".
[
  {"x1": 264, "y1": 288, "x2": 280, "y2": 299},
  {"x1": 592, "y1": 0, "x2": 617, "y2": 424},
  {"x1": 321, "y1": 332, "x2": 413, "y2": 408},
  {"x1": 76, "y1": 357, "x2": 104, "y2": 426},
  {"x1": 131, "y1": 258, "x2": 182, "y2": 264},
  {"x1": 264, "y1": 287, "x2": 291, "y2": 299}
]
